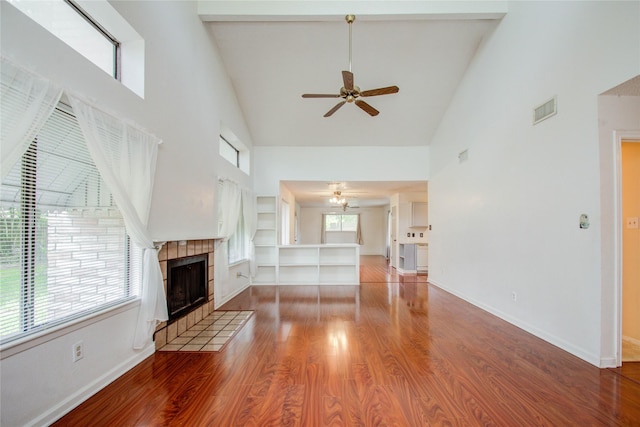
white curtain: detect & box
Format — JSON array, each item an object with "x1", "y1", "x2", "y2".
[
  {"x1": 215, "y1": 179, "x2": 242, "y2": 299},
  {"x1": 356, "y1": 213, "x2": 364, "y2": 245},
  {"x1": 67, "y1": 94, "x2": 165, "y2": 350},
  {"x1": 1, "y1": 57, "x2": 62, "y2": 180},
  {"x1": 242, "y1": 188, "x2": 257, "y2": 277}
]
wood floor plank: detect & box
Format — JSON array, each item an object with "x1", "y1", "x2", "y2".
[{"x1": 53, "y1": 256, "x2": 640, "y2": 426}]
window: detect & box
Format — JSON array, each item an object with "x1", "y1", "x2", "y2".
[
  {"x1": 9, "y1": 0, "x2": 120, "y2": 79},
  {"x1": 325, "y1": 214, "x2": 358, "y2": 232},
  {"x1": 0, "y1": 102, "x2": 139, "y2": 344},
  {"x1": 219, "y1": 126, "x2": 250, "y2": 175},
  {"x1": 220, "y1": 136, "x2": 239, "y2": 168},
  {"x1": 323, "y1": 213, "x2": 360, "y2": 244}
]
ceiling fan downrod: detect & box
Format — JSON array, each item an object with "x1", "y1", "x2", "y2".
[{"x1": 346, "y1": 14, "x2": 355, "y2": 73}]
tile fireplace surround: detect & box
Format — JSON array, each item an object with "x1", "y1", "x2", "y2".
[{"x1": 153, "y1": 239, "x2": 216, "y2": 351}]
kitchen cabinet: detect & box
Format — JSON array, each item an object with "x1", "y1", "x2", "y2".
[
  {"x1": 398, "y1": 243, "x2": 416, "y2": 274},
  {"x1": 416, "y1": 244, "x2": 428, "y2": 273},
  {"x1": 410, "y1": 202, "x2": 428, "y2": 228}
]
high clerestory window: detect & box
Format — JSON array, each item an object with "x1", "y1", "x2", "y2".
[
  {"x1": 8, "y1": 0, "x2": 120, "y2": 79},
  {"x1": 0, "y1": 101, "x2": 141, "y2": 344},
  {"x1": 8, "y1": 0, "x2": 145, "y2": 98},
  {"x1": 219, "y1": 135, "x2": 240, "y2": 168}
]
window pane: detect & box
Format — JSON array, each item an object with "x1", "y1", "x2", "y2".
[
  {"x1": 220, "y1": 136, "x2": 239, "y2": 167},
  {"x1": 341, "y1": 215, "x2": 358, "y2": 232},
  {"x1": 10, "y1": 0, "x2": 116, "y2": 77},
  {"x1": 325, "y1": 214, "x2": 340, "y2": 231}
]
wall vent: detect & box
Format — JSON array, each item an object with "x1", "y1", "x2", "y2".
[
  {"x1": 458, "y1": 149, "x2": 469, "y2": 163},
  {"x1": 533, "y1": 96, "x2": 557, "y2": 125}
]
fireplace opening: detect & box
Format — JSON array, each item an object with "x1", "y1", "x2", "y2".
[{"x1": 167, "y1": 254, "x2": 207, "y2": 322}]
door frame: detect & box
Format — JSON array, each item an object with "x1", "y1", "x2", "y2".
[{"x1": 613, "y1": 130, "x2": 640, "y2": 366}]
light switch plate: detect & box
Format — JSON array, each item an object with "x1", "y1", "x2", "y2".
[{"x1": 627, "y1": 217, "x2": 639, "y2": 229}]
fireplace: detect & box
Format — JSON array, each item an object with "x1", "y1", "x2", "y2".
[{"x1": 167, "y1": 254, "x2": 208, "y2": 322}]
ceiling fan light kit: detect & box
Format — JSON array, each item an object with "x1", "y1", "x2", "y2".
[{"x1": 301, "y1": 14, "x2": 399, "y2": 117}]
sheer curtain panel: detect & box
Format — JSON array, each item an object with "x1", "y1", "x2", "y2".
[
  {"x1": 242, "y1": 188, "x2": 257, "y2": 277},
  {"x1": 215, "y1": 179, "x2": 242, "y2": 302},
  {"x1": 1, "y1": 57, "x2": 62, "y2": 180},
  {"x1": 68, "y1": 94, "x2": 165, "y2": 350}
]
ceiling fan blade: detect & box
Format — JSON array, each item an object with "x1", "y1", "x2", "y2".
[
  {"x1": 360, "y1": 86, "x2": 399, "y2": 97},
  {"x1": 355, "y1": 99, "x2": 379, "y2": 116},
  {"x1": 324, "y1": 101, "x2": 347, "y2": 117},
  {"x1": 302, "y1": 93, "x2": 341, "y2": 98},
  {"x1": 342, "y1": 70, "x2": 354, "y2": 91}
]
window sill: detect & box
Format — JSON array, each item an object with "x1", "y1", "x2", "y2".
[
  {"x1": 229, "y1": 259, "x2": 249, "y2": 268},
  {"x1": 0, "y1": 298, "x2": 140, "y2": 360}
]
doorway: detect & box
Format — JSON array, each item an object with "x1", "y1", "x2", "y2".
[
  {"x1": 390, "y1": 206, "x2": 397, "y2": 268},
  {"x1": 281, "y1": 199, "x2": 290, "y2": 245},
  {"x1": 621, "y1": 139, "x2": 640, "y2": 362}
]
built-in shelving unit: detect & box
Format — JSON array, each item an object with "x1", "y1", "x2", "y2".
[
  {"x1": 319, "y1": 246, "x2": 359, "y2": 284},
  {"x1": 252, "y1": 196, "x2": 360, "y2": 286},
  {"x1": 253, "y1": 196, "x2": 277, "y2": 284},
  {"x1": 278, "y1": 245, "x2": 360, "y2": 285},
  {"x1": 398, "y1": 243, "x2": 416, "y2": 274}
]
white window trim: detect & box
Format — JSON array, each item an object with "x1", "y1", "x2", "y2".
[{"x1": 0, "y1": 298, "x2": 139, "y2": 359}]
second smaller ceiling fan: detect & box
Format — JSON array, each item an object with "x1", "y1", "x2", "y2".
[{"x1": 301, "y1": 15, "x2": 399, "y2": 117}]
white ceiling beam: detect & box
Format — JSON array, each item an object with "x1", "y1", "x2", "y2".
[{"x1": 198, "y1": 1, "x2": 507, "y2": 22}]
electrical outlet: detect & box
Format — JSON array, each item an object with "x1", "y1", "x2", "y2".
[
  {"x1": 511, "y1": 292, "x2": 517, "y2": 302},
  {"x1": 627, "y1": 217, "x2": 639, "y2": 229},
  {"x1": 73, "y1": 341, "x2": 84, "y2": 362}
]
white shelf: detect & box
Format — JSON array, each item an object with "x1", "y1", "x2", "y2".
[
  {"x1": 256, "y1": 246, "x2": 276, "y2": 265},
  {"x1": 255, "y1": 265, "x2": 276, "y2": 283},
  {"x1": 279, "y1": 246, "x2": 319, "y2": 265},
  {"x1": 279, "y1": 265, "x2": 319, "y2": 284},
  {"x1": 253, "y1": 196, "x2": 278, "y2": 284},
  {"x1": 398, "y1": 243, "x2": 416, "y2": 274},
  {"x1": 319, "y1": 265, "x2": 358, "y2": 284},
  {"x1": 254, "y1": 229, "x2": 276, "y2": 246},
  {"x1": 276, "y1": 244, "x2": 359, "y2": 285},
  {"x1": 257, "y1": 196, "x2": 276, "y2": 213}
]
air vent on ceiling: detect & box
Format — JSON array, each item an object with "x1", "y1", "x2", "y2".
[{"x1": 533, "y1": 96, "x2": 557, "y2": 125}]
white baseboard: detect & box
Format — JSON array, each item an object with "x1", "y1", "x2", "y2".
[
  {"x1": 29, "y1": 343, "x2": 156, "y2": 427},
  {"x1": 428, "y1": 280, "x2": 602, "y2": 368}
]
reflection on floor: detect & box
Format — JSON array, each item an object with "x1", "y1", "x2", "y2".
[{"x1": 157, "y1": 310, "x2": 253, "y2": 352}]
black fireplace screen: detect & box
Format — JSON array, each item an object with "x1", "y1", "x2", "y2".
[{"x1": 166, "y1": 254, "x2": 207, "y2": 321}]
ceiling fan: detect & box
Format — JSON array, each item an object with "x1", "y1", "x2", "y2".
[
  {"x1": 329, "y1": 189, "x2": 360, "y2": 211},
  {"x1": 301, "y1": 14, "x2": 399, "y2": 117}
]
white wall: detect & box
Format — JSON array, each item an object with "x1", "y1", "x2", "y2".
[
  {"x1": 0, "y1": 1, "x2": 253, "y2": 425},
  {"x1": 253, "y1": 146, "x2": 429, "y2": 195},
  {"x1": 428, "y1": 1, "x2": 639, "y2": 367},
  {"x1": 299, "y1": 206, "x2": 388, "y2": 255}
]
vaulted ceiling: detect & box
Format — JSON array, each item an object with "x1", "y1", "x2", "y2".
[
  {"x1": 202, "y1": 1, "x2": 505, "y2": 147},
  {"x1": 200, "y1": 1, "x2": 506, "y2": 206}
]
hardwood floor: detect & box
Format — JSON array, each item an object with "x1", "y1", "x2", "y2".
[{"x1": 54, "y1": 255, "x2": 640, "y2": 426}]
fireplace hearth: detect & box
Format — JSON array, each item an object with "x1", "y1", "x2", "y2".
[{"x1": 167, "y1": 254, "x2": 208, "y2": 322}]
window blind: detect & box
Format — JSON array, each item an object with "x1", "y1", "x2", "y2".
[{"x1": 0, "y1": 103, "x2": 139, "y2": 344}]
